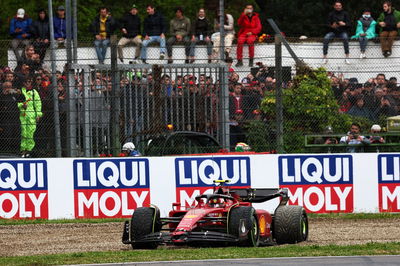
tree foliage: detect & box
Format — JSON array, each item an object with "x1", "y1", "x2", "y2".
[{"x1": 261, "y1": 65, "x2": 354, "y2": 153}]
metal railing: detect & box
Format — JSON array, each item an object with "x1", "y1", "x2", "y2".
[{"x1": 1, "y1": 33, "x2": 400, "y2": 156}]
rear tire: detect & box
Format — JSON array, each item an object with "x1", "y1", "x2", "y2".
[
  {"x1": 273, "y1": 205, "x2": 308, "y2": 244},
  {"x1": 130, "y1": 207, "x2": 161, "y2": 249},
  {"x1": 228, "y1": 206, "x2": 259, "y2": 247}
]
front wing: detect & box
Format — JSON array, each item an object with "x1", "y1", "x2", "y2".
[{"x1": 122, "y1": 221, "x2": 241, "y2": 245}]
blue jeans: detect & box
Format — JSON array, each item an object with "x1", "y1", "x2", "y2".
[
  {"x1": 359, "y1": 37, "x2": 368, "y2": 53},
  {"x1": 189, "y1": 37, "x2": 213, "y2": 57},
  {"x1": 323, "y1": 32, "x2": 349, "y2": 55},
  {"x1": 140, "y1": 36, "x2": 166, "y2": 60},
  {"x1": 94, "y1": 39, "x2": 110, "y2": 63}
]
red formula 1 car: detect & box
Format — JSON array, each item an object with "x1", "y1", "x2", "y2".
[{"x1": 122, "y1": 181, "x2": 308, "y2": 248}]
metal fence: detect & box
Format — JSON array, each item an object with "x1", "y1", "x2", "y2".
[
  {"x1": 1, "y1": 35, "x2": 400, "y2": 157},
  {"x1": 66, "y1": 63, "x2": 229, "y2": 157}
]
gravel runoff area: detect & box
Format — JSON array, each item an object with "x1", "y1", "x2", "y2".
[{"x1": 1, "y1": 217, "x2": 400, "y2": 257}]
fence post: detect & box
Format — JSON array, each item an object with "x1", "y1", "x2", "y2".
[
  {"x1": 275, "y1": 34, "x2": 284, "y2": 153},
  {"x1": 152, "y1": 64, "x2": 163, "y2": 133},
  {"x1": 82, "y1": 68, "x2": 91, "y2": 157},
  {"x1": 110, "y1": 35, "x2": 120, "y2": 156},
  {"x1": 220, "y1": 65, "x2": 230, "y2": 151},
  {"x1": 72, "y1": 0, "x2": 78, "y2": 63},
  {"x1": 67, "y1": 68, "x2": 77, "y2": 157},
  {"x1": 65, "y1": 0, "x2": 73, "y2": 64},
  {"x1": 47, "y1": 0, "x2": 62, "y2": 157},
  {"x1": 219, "y1": 0, "x2": 225, "y2": 62}
]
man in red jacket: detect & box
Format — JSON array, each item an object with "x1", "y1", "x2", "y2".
[{"x1": 236, "y1": 4, "x2": 261, "y2": 67}]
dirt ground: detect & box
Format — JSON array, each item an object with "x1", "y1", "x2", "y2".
[{"x1": 1, "y1": 218, "x2": 400, "y2": 257}]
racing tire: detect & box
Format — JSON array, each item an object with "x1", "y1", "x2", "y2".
[
  {"x1": 130, "y1": 207, "x2": 161, "y2": 249},
  {"x1": 273, "y1": 205, "x2": 308, "y2": 244},
  {"x1": 228, "y1": 206, "x2": 259, "y2": 247}
]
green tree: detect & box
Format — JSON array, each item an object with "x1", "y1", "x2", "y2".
[{"x1": 261, "y1": 64, "x2": 354, "y2": 153}]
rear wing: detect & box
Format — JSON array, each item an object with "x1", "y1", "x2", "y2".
[{"x1": 231, "y1": 188, "x2": 289, "y2": 205}]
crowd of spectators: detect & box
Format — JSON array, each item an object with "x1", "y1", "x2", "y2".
[
  {"x1": 1, "y1": 1, "x2": 400, "y2": 156},
  {"x1": 332, "y1": 72, "x2": 400, "y2": 121}
]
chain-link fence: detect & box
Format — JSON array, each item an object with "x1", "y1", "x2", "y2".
[{"x1": 1, "y1": 35, "x2": 400, "y2": 157}]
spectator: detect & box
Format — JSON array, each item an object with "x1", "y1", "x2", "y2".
[
  {"x1": 374, "y1": 95, "x2": 398, "y2": 119},
  {"x1": 375, "y1": 73, "x2": 387, "y2": 90},
  {"x1": 235, "y1": 4, "x2": 262, "y2": 67},
  {"x1": 121, "y1": 142, "x2": 141, "y2": 157},
  {"x1": 340, "y1": 123, "x2": 370, "y2": 153},
  {"x1": 351, "y1": 9, "x2": 377, "y2": 59},
  {"x1": 118, "y1": 4, "x2": 142, "y2": 63},
  {"x1": 347, "y1": 95, "x2": 373, "y2": 120},
  {"x1": 189, "y1": 8, "x2": 213, "y2": 64},
  {"x1": 167, "y1": 7, "x2": 191, "y2": 64},
  {"x1": 18, "y1": 45, "x2": 41, "y2": 72},
  {"x1": 377, "y1": 1, "x2": 400, "y2": 57},
  {"x1": 30, "y1": 9, "x2": 50, "y2": 62},
  {"x1": 0, "y1": 81, "x2": 25, "y2": 154},
  {"x1": 338, "y1": 90, "x2": 352, "y2": 113},
  {"x1": 313, "y1": 126, "x2": 338, "y2": 145},
  {"x1": 33, "y1": 73, "x2": 53, "y2": 156},
  {"x1": 18, "y1": 77, "x2": 42, "y2": 158},
  {"x1": 9, "y1": 8, "x2": 32, "y2": 62},
  {"x1": 367, "y1": 124, "x2": 385, "y2": 144},
  {"x1": 89, "y1": 7, "x2": 117, "y2": 64},
  {"x1": 15, "y1": 64, "x2": 32, "y2": 88},
  {"x1": 53, "y1": 6, "x2": 66, "y2": 44},
  {"x1": 322, "y1": 1, "x2": 351, "y2": 64},
  {"x1": 362, "y1": 82, "x2": 377, "y2": 111},
  {"x1": 229, "y1": 83, "x2": 247, "y2": 118},
  {"x1": 141, "y1": 5, "x2": 167, "y2": 64},
  {"x1": 388, "y1": 77, "x2": 398, "y2": 90},
  {"x1": 211, "y1": 10, "x2": 235, "y2": 62}
]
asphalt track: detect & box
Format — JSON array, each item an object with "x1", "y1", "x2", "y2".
[{"x1": 79, "y1": 255, "x2": 400, "y2": 266}]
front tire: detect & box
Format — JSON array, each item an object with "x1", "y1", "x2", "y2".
[
  {"x1": 228, "y1": 206, "x2": 259, "y2": 247},
  {"x1": 130, "y1": 207, "x2": 161, "y2": 249},
  {"x1": 273, "y1": 205, "x2": 308, "y2": 244}
]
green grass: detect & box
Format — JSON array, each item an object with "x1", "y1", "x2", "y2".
[
  {"x1": 1, "y1": 213, "x2": 399, "y2": 226},
  {"x1": 0, "y1": 218, "x2": 125, "y2": 226},
  {"x1": 1, "y1": 242, "x2": 400, "y2": 266}
]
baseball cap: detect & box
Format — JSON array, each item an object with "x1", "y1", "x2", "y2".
[
  {"x1": 132, "y1": 4, "x2": 138, "y2": 9},
  {"x1": 17, "y1": 8, "x2": 25, "y2": 18},
  {"x1": 58, "y1": 5, "x2": 65, "y2": 11}
]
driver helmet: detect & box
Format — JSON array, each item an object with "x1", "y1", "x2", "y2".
[
  {"x1": 235, "y1": 142, "x2": 251, "y2": 152},
  {"x1": 209, "y1": 198, "x2": 225, "y2": 208},
  {"x1": 122, "y1": 142, "x2": 135, "y2": 152}
]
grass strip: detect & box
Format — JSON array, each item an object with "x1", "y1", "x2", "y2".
[
  {"x1": 1, "y1": 213, "x2": 400, "y2": 226},
  {"x1": 2, "y1": 242, "x2": 400, "y2": 266}
]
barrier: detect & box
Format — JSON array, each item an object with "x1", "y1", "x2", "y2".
[{"x1": 1, "y1": 153, "x2": 399, "y2": 219}]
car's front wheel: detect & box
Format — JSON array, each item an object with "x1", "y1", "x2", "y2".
[
  {"x1": 130, "y1": 207, "x2": 161, "y2": 249},
  {"x1": 228, "y1": 206, "x2": 260, "y2": 247},
  {"x1": 273, "y1": 205, "x2": 308, "y2": 244}
]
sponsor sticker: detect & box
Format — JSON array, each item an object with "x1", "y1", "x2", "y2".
[
  {"x1": 73, "y1": 159, "x2": 150, "y2": 218},
  {"x1": 378, "y1": 155, "x2": 400, "y2": 212},
  {"x1": 279, "y1": 155, "x2": 353, "y2": 213},
  {"x1": 0, "y1": 161, "x2": 48, "y2": 219},
  {"x1": 175, "y1": 157, "x2": 250, "y2": 207}
]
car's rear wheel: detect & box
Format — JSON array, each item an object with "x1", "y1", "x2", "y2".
[
  {"x1": 228, "y1": 206, "x2": 259, "y2": 247},
  {"x1": 273, "y1": 205, "x2": 308, "y2": 244},
  {"x1": 130, "y1": 207, "x2": 161, "y2": 249}
]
